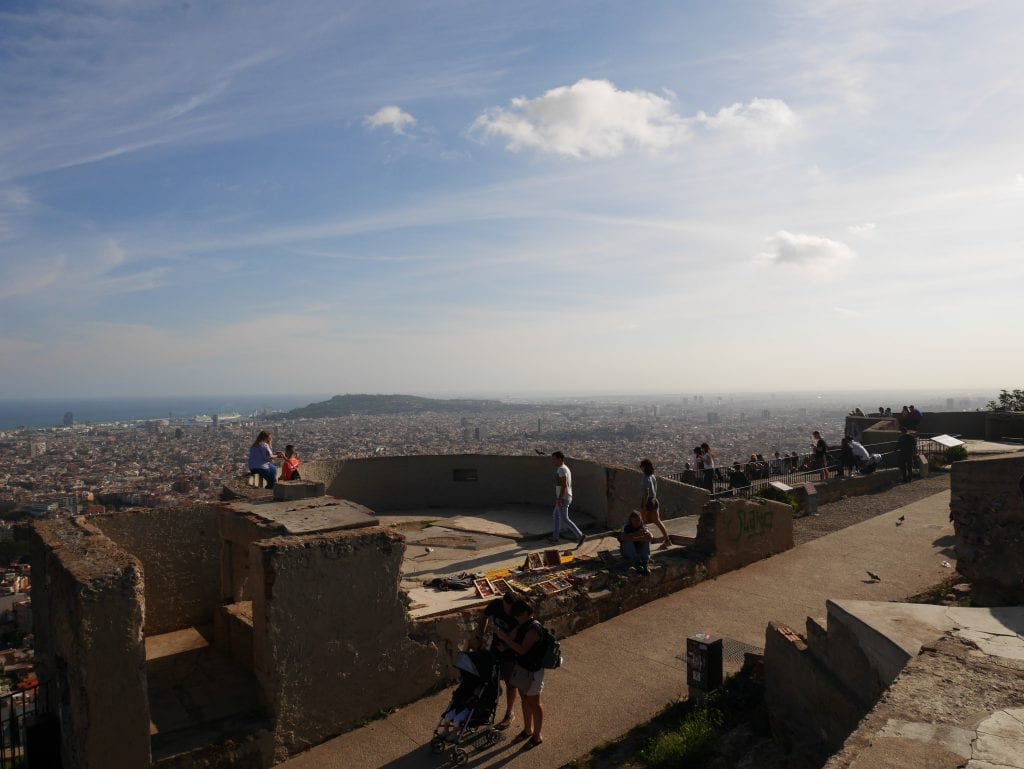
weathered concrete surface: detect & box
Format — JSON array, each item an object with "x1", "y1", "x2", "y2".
[
  {"x1": 95, "y1": 504, "x2": 221, "y2": 635},
  {"x1": 277, "y1": 491, "x2": 954, "y2": 769},
  {"x1": 824, "y1": 635, "x2": 1024, "y2": 769},
  {"x1": 229, "y1": 496, "x2": 377, "y2": 535},
  {"x1": 951, "y1": 452, "x2": 1024, "y2": 603},
  {"x1": 28, "y1": 517, "x2": 151, "y2": 769},
  {"x1": 251, "y1": 527, "x2": 441, "y2": 762},
  {"x1": 272, "y1": 480, "x2": 326, "y2": 502}
]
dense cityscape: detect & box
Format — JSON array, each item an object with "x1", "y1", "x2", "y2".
[{"x1": 0, "y1": 391, "x2": 990, "y2": 519}]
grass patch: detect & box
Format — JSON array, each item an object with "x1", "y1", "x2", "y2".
[{"x1": 639, "y1": 705, "x2": 722, "y2": 767}]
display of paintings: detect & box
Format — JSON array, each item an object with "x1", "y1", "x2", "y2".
[
  {"x1": 506, "y1": 579, "x2": 531, "y2": 594},
  {"x1": 542, "y1": 550, "x2": 561, "y2": 567},
  {"x1": 536, "y1": 580, "x2": 558, "y2": 595},
  {"x1": 474, "y1": 579, "x2": 495, "y2": 599},
  {"x1": 525, "y1": 553, "x2": 543, "y2": 570},
  {"x1": 490, "y1": 578, "x2": 511, "y2": 596},
  {"x1": 550, "y1": 578, "x2": 571, "y2": 591}
]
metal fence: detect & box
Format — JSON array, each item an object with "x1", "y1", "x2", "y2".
[
  {"x1": 1, "y1": 681, "x2": 58, "y2": 768},
  {"x1": 667, "y1": 436, "x2": 952, "y2": 499}
]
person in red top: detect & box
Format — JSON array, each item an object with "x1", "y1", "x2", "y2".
[{"x1": 281, "y1": 444, "x2": 301, "y2": 481}]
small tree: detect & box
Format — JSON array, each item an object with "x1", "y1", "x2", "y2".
[{"x1": 986, "y1": 389, "x2": 1024, "y2": 411}]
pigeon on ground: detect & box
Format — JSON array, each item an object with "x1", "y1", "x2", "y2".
[
  {"x1": 866, "y1": 571, "x2": 881, "y2": 582},
  {"x1": 896, "y1": 515, "x2": 906, "y2": 526},
  {"x1": 425, "y1": 547, "x2": 433, "y2": 553}
]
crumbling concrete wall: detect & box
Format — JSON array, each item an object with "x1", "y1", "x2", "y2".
[
  {"x1": 764, "y1": 620, "x2": 866, "y2": 769},
  {"x1": 27, "y1": 518, "x2": 151, "y2": 769},
  {"x1": 696, "y1": 497, "x2": 793, "y2": 575},
  {"x1": 250, "y1": 526, "x2": 440, "y2": 760},
  {"x1": 94, "y1": 505, "x2": 221, "y2": 635},
  {"x1": 951, "y1": 452, "x2": 1024, "y2": 604}
]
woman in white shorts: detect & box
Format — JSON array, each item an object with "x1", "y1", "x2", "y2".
[{"x1": 493, "y1": 599, "x2": 545, "y2": 749}]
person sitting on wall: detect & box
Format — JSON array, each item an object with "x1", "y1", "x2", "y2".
[
  {"x1": 281, "y1": 444, "x2": 301, "y2": 481},
  {"x1": 728, "y1": 462, "x2": 750, "y2": 491},
  {"x1": 908, "y1": 405, "x2": 922, "y2": 428},
  {"x1": 618, "y1": 510, "x2": 653, "y2": 575},
  {"x1": 247, "y1": 431, "x2": 284, "y2": 488}
]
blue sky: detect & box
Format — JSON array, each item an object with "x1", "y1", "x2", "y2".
[{"x1": 1, "y1": 0, "x2": 1021, "y2": 398}]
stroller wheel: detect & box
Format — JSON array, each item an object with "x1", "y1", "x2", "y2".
[
  {"x1": 429, "y1": 736, "x2": 446, "y2": 754},
  {"x1": 453, "y1": 747, "x2": 469, "y2": 765},
  {"x1": 487, "y1": 730, "x2": 504, "y2": 746}
]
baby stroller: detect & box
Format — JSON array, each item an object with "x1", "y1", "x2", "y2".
[{"x1": 430, "y1": 649, "x2": 504, "y2": 764}]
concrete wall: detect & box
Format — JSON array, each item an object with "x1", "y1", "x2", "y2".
[
  {"x1": 918, "y1": 411, "x2": 986, "y2": 437},
  {"x1": 250, "y1": 527, "x2": 440, "y2": 760},
  {"x1": 304, "y1": 455, "x2": 708, "y2": 529},
  {"x1": 983, "y1": 410, "x2": 1024, "y2": 441},
  {"x1": 28, "y1": 518, "x2": 151, "y2": 769},
  {"x1": 695, "y1": 497, "x2": 793, "y2": 575},
  {"x1": 951, "y1": 452, "x2": 1024, "y2": 603},
  {"x1": 602, "y1": 464, "x2": 709, "y2": 529},
  {"x1": 94, "y1": 505, "x2": 221, "y2": 636}
]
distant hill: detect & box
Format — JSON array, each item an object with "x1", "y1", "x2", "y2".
[{"x1": 285, "y1": 394, "x2": 534, "y2": 418}]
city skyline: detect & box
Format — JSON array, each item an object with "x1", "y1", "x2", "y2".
[{"x1": 2, "y1": 1, "x2": 1023, "y2": 398}]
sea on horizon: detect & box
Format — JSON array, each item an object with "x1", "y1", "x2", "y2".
[{"x1": 0, "y1": 394, "x2": 331, "y2": 431}]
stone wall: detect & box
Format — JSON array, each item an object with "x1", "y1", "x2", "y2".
[
  {"x1": 94, "y1": 505, "x2": 221, "y2": 635},
  {"x1": 695, "y1": 497, "x2": 793, "y2": 575},
  {"x1": 951, "y1": 452, "x2": 1024, "y2": 604},
  {"x1": 787, "y1": 469, "x2": 902, "y2": 514},
  {"x1": 250, "y1": 526, "x2": 440, "y2": 760},
  {"x1": 27, "y1": 518, "x2": 151, "y2": 769},
  {"x1": 984, "y1": 410, "x2": 1024, "y2": 441}
]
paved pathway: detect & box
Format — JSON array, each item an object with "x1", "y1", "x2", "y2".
[{"x1": 279, "y1": 491, "x2": 955, "y2": 769}]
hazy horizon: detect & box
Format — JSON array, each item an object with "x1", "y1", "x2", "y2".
[{"x1": 2, "y1": 2, "x2": 1022, "y2": 398}]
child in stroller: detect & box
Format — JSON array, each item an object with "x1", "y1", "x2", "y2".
[{"x1": 431, "y1": 649, "x2": 504, "y2": 762}]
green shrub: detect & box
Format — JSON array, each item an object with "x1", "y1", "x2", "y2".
[
  {"x1": 756, "y1": 484, "x2": 799, "y2": 513},
  {"x1": 946, "y1": 445, "x2": 969, "y2": 462}
]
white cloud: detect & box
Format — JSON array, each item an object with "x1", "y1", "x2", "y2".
[
  {"x1": 833, "y1": 305, "x2": 862, "y2": 317},
  {"x1": 846, "y1": 221, "x2": 876, "y2": 236},
  {"x1": 471, "y1": 78, "x2": 690, "y2": 158},
  {"x1": 696, "y1": 98, "x2": 799, "y2": 151},
  {"x1": 758, "y1": 230, "x2": 856, "y2": 270},
  {"x1": 364, "y1": 105, "x2": 417, "y2": 134}
]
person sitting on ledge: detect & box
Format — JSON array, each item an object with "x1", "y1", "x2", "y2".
[
  {"x1": 281, "y1": 444, "x2": 301, "y2": 481},
  {"x1": 248, "y1": 430, "x2": 284, "y2": 488},
  {"x1": 618, "y1": 511, "x2": 653, "y2": 575}
]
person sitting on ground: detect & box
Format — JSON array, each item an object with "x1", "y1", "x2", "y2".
[
  {"x1": 280, "y1": 444, "x2": 301, "y2": 481},
  {"x1": 247, "y1": 431, "x2": 284, "y2": 488},
  {"x1": 639, "y1": 459, "x2": 671, "y2": 550},
  {"x1": 618, "y1": 510, "x2": 653, "y2": 575}
]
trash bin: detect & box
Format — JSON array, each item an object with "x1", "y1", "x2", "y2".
[{"x1": 686, "y1": 633, "x2": 723, "y2": 698}]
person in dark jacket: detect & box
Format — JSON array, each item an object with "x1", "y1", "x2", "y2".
[
  {"x1": 897, "y1": 427, "x2": 917, "y2": 482},
  {"x1": 493, "y1": 599, "x2": 545, "y2": 748}
]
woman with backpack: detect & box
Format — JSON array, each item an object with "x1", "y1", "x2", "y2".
[{"x1": 493, "y1": 598, "x2": 546, "y2": 749}]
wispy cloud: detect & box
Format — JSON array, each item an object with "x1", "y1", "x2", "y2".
[
  {"x1": 846, "y1": 221, "x2": 876, "y2": 236},
  {"x1": 696, "y1": 98, "x2": 799, "y2": 152}
]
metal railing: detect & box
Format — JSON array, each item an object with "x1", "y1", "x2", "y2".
[
  {"x1": 668, "y1": 436, "x2": 952, "y2": 498},
  {"x1": 1, "y1": 681, "x2": 56, "y2": 768}
]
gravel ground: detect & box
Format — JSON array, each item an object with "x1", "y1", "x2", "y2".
[{"x1": 793, "y1": 472, "x2": 951, "y2": 546}]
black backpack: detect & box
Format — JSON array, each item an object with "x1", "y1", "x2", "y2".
[{"x1": 532, "y1": 621, "x2": 562, "y2": 669}]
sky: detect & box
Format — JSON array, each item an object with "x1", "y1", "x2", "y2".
[{"x1": 1, "y1": 0, "x2": 1022, "y2": 399}]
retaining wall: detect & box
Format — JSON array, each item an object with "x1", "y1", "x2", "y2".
[{"x1": 951, "y1": 452, "x2": 1024, "y2": 604}]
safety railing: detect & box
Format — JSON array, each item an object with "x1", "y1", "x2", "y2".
[{"x1": 1, "y1": 680, "x2": 56, "y2": 768}]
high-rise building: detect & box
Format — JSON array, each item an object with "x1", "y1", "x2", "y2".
[
  {"x1": 63, "y1": 411, "x2": 74, "y2": 426},
  {"x1": 946, "y1": 398, "x2": 955, "y2": 410}
]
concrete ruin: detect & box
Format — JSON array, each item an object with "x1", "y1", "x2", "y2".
[
  {"x1": 28, "y1": 453, "x2": 794, "y2": 768},
  {"x1": 764, "y1": 451, "x2": 1024, "y2": 768}
]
